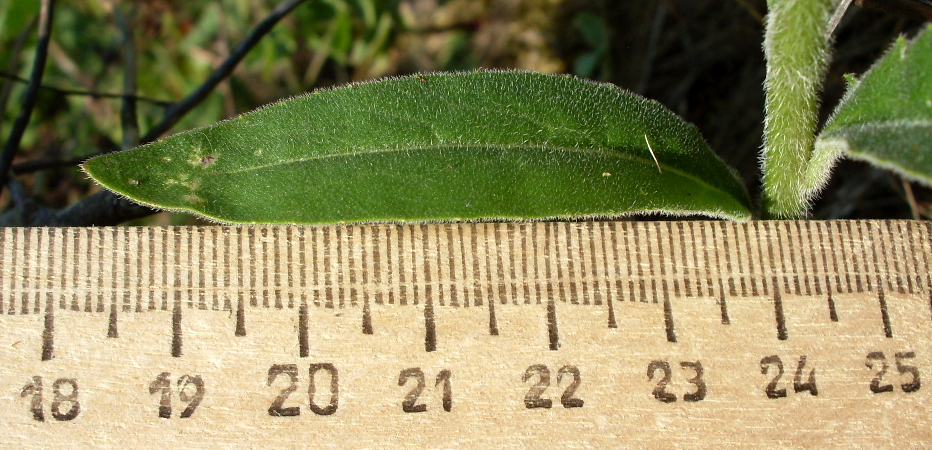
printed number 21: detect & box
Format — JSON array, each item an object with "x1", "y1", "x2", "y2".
[{"x1": 398, "y1": 368, "x2": 452, "y2": 413}]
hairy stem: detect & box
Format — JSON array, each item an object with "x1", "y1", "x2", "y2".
[{"x1": 761, "y1": 0, "x2": 834, "y2": 218}]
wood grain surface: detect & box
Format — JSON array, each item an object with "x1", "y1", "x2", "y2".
[{"x1": 0, "y1": 221, "x2": 929, "y2": 447}]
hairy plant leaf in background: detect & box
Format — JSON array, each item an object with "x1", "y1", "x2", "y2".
[
  {"x1": 83, "y1": 71, "x2": 751, "y2": 224},
  {"x1": 817, "y1": 25, "x2": 932, "y2": 185}
]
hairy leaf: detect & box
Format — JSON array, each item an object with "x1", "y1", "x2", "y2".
[
  {"x1": 83, "y1": 71, "x2": 751, "y2": 224},
  {"x1": 817, "y1": 25, "x2": 932, "y2": 185}
]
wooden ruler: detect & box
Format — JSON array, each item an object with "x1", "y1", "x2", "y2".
[{"x1": 0, "y1": 220, "x2": 929, "y2": 446}]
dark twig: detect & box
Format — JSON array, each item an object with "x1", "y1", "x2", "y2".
[
  {"x1": 0, "y1": 72, "x2": 171, "y2": 107},
  {"x1": 0, "y1": 18, "x2": 38, "y2": 139},
  {"x1": 115, "y1": 4, "x2": 140, "y2": 149},
  {"x1": 733, "y1": 0, "x2": 765, "y2": 22},
  {"x1": 51, "y1": 191, "x2": 158, "y2": 226},
  {"x1": 0, "y1": 0, "x2": 55, "y2": 197},
  {"x1": 901, "y1": 178, "x2": 920, "y2": 220},
  {"x1": 10, "y1": 0, "x2": 309, "y2": 177},
  {"x1": 12, "y1": 154, "x2": 87, "y2": 175},
  {"x1": 0, "y1": 187, "x2": 157, "y2": 226},
  {"x1": 0, "y1": 179, "x2": 56, "y2": 226},
  {"x1": 636, "y1": 2, "x2": 667, "y2": 95},
  {"x1": 7, "y1": 0, "x2": 310, "y2": 226},
  {"x1": 140, "y1": 0, "x2": 310, "y2": 143}
]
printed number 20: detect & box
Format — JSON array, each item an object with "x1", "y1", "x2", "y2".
[{"x1": 267, "y1": 364, "x2": 339, "y2": 417}]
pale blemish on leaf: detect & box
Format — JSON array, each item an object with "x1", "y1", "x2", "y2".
[
  {"x1": 183, "y1": 193, "x2": 205, "y2": 205},
  {"x1": 165, "y1": 174, "x2": 201, "y2": 191},
  {"x1": 194, "y1": 154, "x2": 217, "y2": 168},
  {"x1": 186, "y1": 145, "x2": 218, "y2": 168}
]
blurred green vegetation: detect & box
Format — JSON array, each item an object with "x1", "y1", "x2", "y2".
[
  {"x1": 3, "y1": 1, "x2": 403, "y2": 152},
  {"x1": 0, "y1": 0, "x2": 568, "y2": 224},
  {"x1": 1, "y1": 0, "x2": 927, "y2": 224}
]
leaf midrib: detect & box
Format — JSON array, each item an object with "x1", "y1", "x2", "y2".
[
  {"x1": 824, "y1": 118, "x2": 932, "y2": 136},
  {"x1": 216, "y1": 142, "x2": 736, "y2": 203}
]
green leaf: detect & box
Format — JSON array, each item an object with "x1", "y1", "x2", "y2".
[
  {"x1": 817, "y1": 25, "x2": 932, "y2": 185},
  {"x1": 0, "y1": 0, "x2": 39, "y2": 40},
  {"x1": 82, "y1": 71, "x2": 751, "y2": 224},
  {"x1": 575, "y1": 12, "x2": 607, "y2": 48}
]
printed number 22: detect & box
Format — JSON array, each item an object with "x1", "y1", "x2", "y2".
[{"x1": 523, "y1": 364, "x2": 584, "y2": 409}]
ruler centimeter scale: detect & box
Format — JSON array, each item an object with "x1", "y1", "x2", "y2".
[{"x1": 0, "y1": 220, "x2": 929, "y2": 446}]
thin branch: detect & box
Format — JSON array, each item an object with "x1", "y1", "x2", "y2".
[
  {"x1": 52, "y1": 190, "x2": 158, "y2": 226},
  {"x1": 0, "y1": 187, "x2": 157, "y2": 226},
  {"x1": 0, "y1": 18, "x2": 38, "y2": 138},
  {"x1": 0, "y1": 72, "x2": 171, "y2": 106},
  {"x1": 7, "y1": 0, "x2": 311, "y2": 226},
  {"x1": 732, "y1": 0, "x2": 765, "y2": 22},
  {"x1": 636, "y1": 2, "x2": 667, "y2": 95},
  {"x1": 6, "y1": 178, "x2": 33, "y2": 209},
  {"x1": 12, "y1": 154, "x2": 88, "y2": 175},
  {"x1": 0, "y1": 179, "x2": 51, "y2": 226},
  {"x1": 10, "y1": 0, "x2": 310, "y2": 178},
  {"x1": 0, "y1": 0, "x2": 55, "y2": 197},
  {"x1": 901, "y1": 177, "x2": 920, "y2": 220},
  {"x1": 140, "y1": 0, "x2": 310, "y2": 143},
  {"x1": 115, "y1": 4, "x2": 140, "y2": 149}
]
